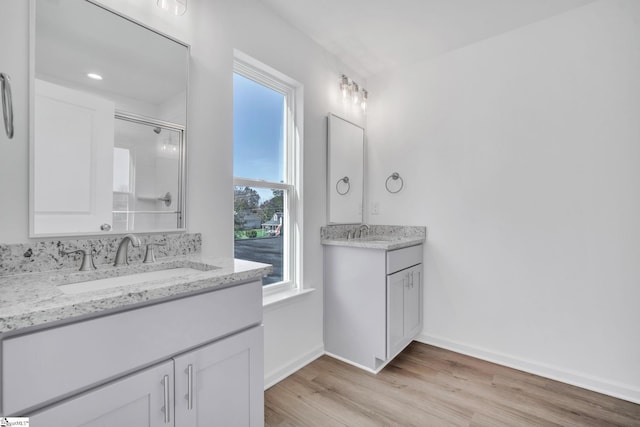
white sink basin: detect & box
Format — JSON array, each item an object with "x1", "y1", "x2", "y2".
[{"x1": 58, "y1": 267, "x2": 203, "y2": 295}]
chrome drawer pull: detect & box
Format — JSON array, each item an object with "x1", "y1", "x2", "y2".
[
  {"x1": 163, "y1": 375, "x2": 170, "y2": 423},
  {"x1": 187, "y1": 364, "x2": 193, "y2": 410}
]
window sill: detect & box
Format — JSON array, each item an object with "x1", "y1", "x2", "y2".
[{"x1": 263, "y1": 287, "x2": 315, "y2": 311}]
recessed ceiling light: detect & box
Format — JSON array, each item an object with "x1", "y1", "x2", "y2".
[{"x1": 87, "y1": 73, "x2": 103, "y2": 81}]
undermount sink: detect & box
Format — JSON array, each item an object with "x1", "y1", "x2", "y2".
[{"x1": 57, "y1": 267, "x2": 205, "y2": 295}]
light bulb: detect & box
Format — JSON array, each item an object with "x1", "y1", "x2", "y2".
[
  {"x1": 340, "y1": 75, "x2": 350, "y2": 101},
  {"x1": 351, "y1": 83, "x2": 360, "y2": 104},
  {"x1": 361, "y1": 90, "x2": 368, "y2": 112}
]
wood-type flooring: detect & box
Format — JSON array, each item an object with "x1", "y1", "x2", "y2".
[{"x1": 265, "y1": 342, "x2": 640, "y2": 426}]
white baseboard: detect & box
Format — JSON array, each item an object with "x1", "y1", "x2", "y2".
[
  {"x1": 417, "y1": 333, "x2": 640, "y2": 405},
  {"x1": 264, "y1": 344, "x2": 324, "y2": 390}
]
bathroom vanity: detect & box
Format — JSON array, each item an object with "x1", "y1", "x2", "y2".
[
  {"x1": 0, "y1": 254, "x2": 269, "y2": 426},
  {"x1": 322, "y1": 225, "x2": 426, "y2": 372}
]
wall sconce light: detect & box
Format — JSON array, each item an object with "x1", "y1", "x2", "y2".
[
  {"x1": 339, "y1": 74, "x2": 368, "y2": 112},
  {"x1": 157, "y1": 0, "x2": 187, "y2": 16},
  {"x1": 340, "y1": 75, "x2": 350, "y2": 101}
]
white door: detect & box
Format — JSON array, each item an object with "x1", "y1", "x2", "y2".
[
  {"x1": 32, "y1": 79, "x2": 114, "y2": 235},
  {"x1": 174, "y1": 326, "x2": 264, "y2": 427},
  {"x1": 28, "y1": 361, "x2": 173, "y2": 427}
]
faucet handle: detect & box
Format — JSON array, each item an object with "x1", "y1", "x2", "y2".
[
  {"x1": 61, "y1": 248, "x2": 97, "y2": 271},
  {"x1": 143, "y1": 243, "x2": 166, "y2": 264}
]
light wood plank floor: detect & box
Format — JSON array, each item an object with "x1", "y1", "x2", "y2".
[{"x1": 265, "y1": 342, "x2": 640, "y2": 426}]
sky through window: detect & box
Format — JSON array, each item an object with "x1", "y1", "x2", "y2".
[{"x1": 233, "y1": 73, "x2": 285, "y2": 201}]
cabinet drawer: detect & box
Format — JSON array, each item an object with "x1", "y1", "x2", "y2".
[
  {"x1": 386, "y1": 244, "x2": 423, "y2": 274},
  {"x1": 1, "y1": 280, "x2": 262, "y2": 415}
]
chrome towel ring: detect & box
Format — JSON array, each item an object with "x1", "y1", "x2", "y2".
[
  {"x1": 0, "y1": 73, "x2": 14, "y2": 139},
  {"x1": 385, "y1": 172, "x2": 404, "y2": 194},
  {"x1": 336, "y1": 176, "x2": 350, "y2": 195}
]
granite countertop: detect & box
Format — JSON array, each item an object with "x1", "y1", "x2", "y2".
[
  {"x1": 321, "y1": 224, "x2": 426, "y2": 250},
  {"x1": 0, "y1": 255, "x2": 271, "y2": 335},
  {"x1": 321, "y1": 235, "x2": 425, "y2": 250}
]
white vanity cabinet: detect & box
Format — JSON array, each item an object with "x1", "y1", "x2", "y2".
[
  {"x1": 324, "y1": 243, "x2": 423, "y2": 372},
  {"x1": 28, "y1": 360, "x2": 174, "y2": 426},
  {"x1": 174, "y1": 326, "x2": 263, "y2": 426},
  {"x1": 1, "y1": 280, "x2": 264, "y2": 426},
  {"x1": 387, "y1": 264, "x2": 423, "y2": 358},
  {"x1": 28, "y1": 327, "x2": 263, "y2": 427}
]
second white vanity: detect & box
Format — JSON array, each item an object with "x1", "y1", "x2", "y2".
[{"x1": 322, "y1": 225, "x2": 426, "y2": 372}]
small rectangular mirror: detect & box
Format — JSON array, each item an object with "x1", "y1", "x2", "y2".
[
  {"x1": 30, "y1": 0, "x2": 189, "y2": 236},
  {"x1": 327, "y1": 114, "x2": 364, "y2": 224}
]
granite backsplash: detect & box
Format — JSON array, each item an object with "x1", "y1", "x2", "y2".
[{"x1": 0, "y1": 233, "x2": 201, "y2": 277}]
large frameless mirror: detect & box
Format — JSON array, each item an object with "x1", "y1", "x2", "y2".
[
  {"x1": 30, "y1": 0, "x2": 189, "y2": 236},
  {"x1": 327, "y1": 114, "x2": 364, "y2": 224}
]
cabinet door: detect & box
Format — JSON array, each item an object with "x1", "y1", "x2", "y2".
[
  {"x1": 404, "y1": 265, "x2": 423, "y2": 340},
  {"x1": 387, "y1": 264, "x2": 423, "y2": 359},
  {"x1": 387, "y1": 269, "x2": 409, "y2": 358},
  {"x1": 28, "y1": 361, "x2": 173, "y2": 427},
  {"x1": 174, "y1": 326, "x2": 264, "y2": 427}
]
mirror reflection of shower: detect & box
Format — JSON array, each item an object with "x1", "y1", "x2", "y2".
[
  {"x1": 160, "y1": 131, "x2": 179, "y2": 154},
  {"x1": 151, "y1": 125, "x2": 179, "y2": 155},
  {"x1": 112, "y1": 113, "x2": 185, "y2": 232},
  {"x1": 150, "y1": 125, "x2": 178, "y2": 154}
]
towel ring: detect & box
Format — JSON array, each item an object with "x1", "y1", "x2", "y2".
[
  {"x1": 336, "y1": 176, "x2": 350, "y2": 195},
  {"x1": 1, "y1": 73, "x2": 14, "y2": 139},
  {"x1": 385, "y1": 172, "x2": 404, "y2": 194}
]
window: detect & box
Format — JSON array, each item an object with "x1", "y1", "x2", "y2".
[{"x1": 233, "y1": 54, "x2": 302, "y2": 291}]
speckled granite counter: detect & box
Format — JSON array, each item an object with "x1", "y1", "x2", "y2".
[
  {"x1": 0, "y1": 256, "x2": 271, "y2": 335},
  {"x1": 321, "y1": 225, "x2": 426, "y2": 250}
]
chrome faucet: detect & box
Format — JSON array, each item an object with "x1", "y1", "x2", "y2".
[
  {"x1": 355, "y1": 224, "x2": 370, "y2": 238},
  {"x1": 114, "y1": 234, "x2": 141, "y2": 267}
]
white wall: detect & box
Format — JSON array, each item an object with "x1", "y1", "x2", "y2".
[
  {"x1": 0, "y1": 0, "x2": 365, "y2": 386},
  {"x1": 367, "y1": 0, "x2": 640, "y2": 402}
]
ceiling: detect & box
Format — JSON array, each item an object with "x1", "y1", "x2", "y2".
[
  {"x1": 260, "y1": 0, "x2": 597, "y2": 78},
  {"x1": 37, "y1": 0, "x2": 187, "y2": 107}
]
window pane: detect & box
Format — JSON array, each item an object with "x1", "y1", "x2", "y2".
[
  {"x1": 233, "y1": 186, "x2": 285, "y2": 285},
  {"x1": 233, "y1": 73, "x2": 285, "y2": 182}
]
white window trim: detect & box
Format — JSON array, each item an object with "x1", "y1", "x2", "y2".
[{"x1": 233, "y1": 50, "x2": 304, "y2": 298}]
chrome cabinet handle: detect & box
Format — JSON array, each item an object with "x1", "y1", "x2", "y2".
[
  {"x1": 163, "y1": 375, "x2": 170, "y2": 424},
  {"x1": 0, "y1": 73, "x2": 14, "y2": 139},
  {"x1": 187, "y1": 364, "x2": 193, "y2": 410}
]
